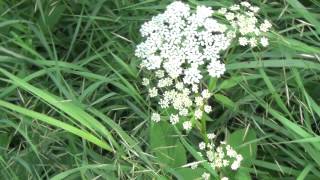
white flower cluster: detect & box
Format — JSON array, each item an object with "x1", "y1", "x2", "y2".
[
  {"x1": 183, "y1": 133, "x2": 243, "y2": 179},
  {"x1": 201, "y1": 173, "x2": 228, "y2": 180},
  {"x1": 197, "y1": 139, "x2": 243, "y2": 179},
  {"x1": 199, "y1": 141, "x2": 243, "y2": 170},
  {"x1": 136, "y1": 1, "x2": 229, "y2": 129},
  {"x1": 216, "y1": 1, "x2": 272, "y2": 47}
]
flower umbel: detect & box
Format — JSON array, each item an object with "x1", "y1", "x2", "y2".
[
  {"x1": 216, "y1": 1, "x2": 272, "y2": 47},
  {"x1": 136, "y1": 1, "x2": 231, "y2": 128}
]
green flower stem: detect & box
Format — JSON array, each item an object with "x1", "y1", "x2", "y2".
[{"x1": 200, "y1": 116, "x2": 208, "y2": 143}]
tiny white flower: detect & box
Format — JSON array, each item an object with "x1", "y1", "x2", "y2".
[
  {"x1": 182, "y1": 88, "x2": 190, "y2": 96},
  {"x1": 151, "y1": 113, "x2": 160, "y2": 122},
  {"x1": 217, "y1": 8, "x2": 227, "y2": 14},
  {"x1": 250, "y1": 6, "x2": 260, "y2": 13},
  {"x1": 231, "y1": 161, "x2": 241, "y2": 170},
  {"x1": 195, "y1": 96, "x2": 204, "y2": 107},
  {"x1": 195, "y1": 109, "x2": 203, "y2": 119},
  {"x1": 191, "y1": 163, "x2": 198, "y2": 169},
  {"x1": 226, "y1": 148, "x2": 237, "y2": 158},
  {"x1": 155, "y1": 70, "x2": 164, "y2": 78},
  {"x1": 207, "y1": 61, "x2": 226, "y2": 78},
  {"x1": 204, "y1": 105, "x2": 212, "y2": 113},
  {"x1": 183, "y1": 67, "x2": 202, "y2": 85},
  {"x1": 207, "y1": 133, "x2": 216, "y2": 140},
  {"x1": 201, "y1": 172, "x2": 210, "y2": 180},
  {"x1": 201, "y1": 89, "x2": 211, "y2": 99},
  {"x1": 169, "y1": 114, "x2": 179, "y2": 125},
  {"x1": 175, "y1": 82, "x2": 184, "y2": 91},
  {"x1": 191, "y1": 84, "x2": 199, "y2": 93},
  {"x1": 223, "y1": 159, "x2": 230, "y2": 167},
  {"x1": 206, "y1": 143, "x2": 214, "y2": 150},
  {"x1": 260, "y1": 20, "x2": 272, "y2": 32},
  {"x1": 142, "y1": 78, "x2": 149, "y2": 86},
  {"x1": 240, "y1": 2, "x2": 251, "y2": 8},
  {"x1": 236, "y1": 154, "x2": 243, "y2": 161},
  {"x1": 260, "y1": 37, "x2": 269, "y2": 47},
  {"x1": 249, "y1": 37, "x2": 257, "y2": 47},
  {"x1": 199, "y1": 142, "x2": 206, "y2": 150},
  {"x1": 221, "y1": 177, "x2": 229, "y2": 180},
  {"x1": 196, "y1": 5, "x2": 213, "y2": 19},
  {"x1": 179, "y1": 108, "x2": 188, "y2": 116},
  {"x1": 227, "y1": 31, "x2": 236, "y2": 39},
  {"x1": 157, "y1": 78, "x2": 173, "y2": 88},
  {"x1": 159, "y1": 98, "x2": 169, "y2": 108},
  {"x1": 148, "y1": 87, "x2": 158, "y2": 97},
  {"x1": 206, "y1": 150, "x2": 214, "y2": 162},
  {"x1": 230, "y1": 5, "x2": 240, "y2": 11},
  {"x1": 254, "y1": 28, "x2": 261, "y2": 36},
  {"x1": 215, "y1": 158, "x2": 223, "y2": 168},
  {"x1": 183, "y1": 121, "x2": 192, "y2": 130},
  {"x1": 239, "y1": 37, "x2": 248, "y2": 46},
  {"x1": 225, "y1": 12, "x2": 235, "y2": 21}
]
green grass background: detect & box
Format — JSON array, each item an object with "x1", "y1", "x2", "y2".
[{"x1": 0, "y1": 0, "x2": 320, "y2": 179}]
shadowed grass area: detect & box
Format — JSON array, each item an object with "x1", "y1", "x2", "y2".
[{"x1": 0, "y1": 0, "x2": 320, "y2": 179}]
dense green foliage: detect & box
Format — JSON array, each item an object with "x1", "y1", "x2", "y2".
[{"x1": 0, "y1": 0, "x2": 320, "y2": 179}]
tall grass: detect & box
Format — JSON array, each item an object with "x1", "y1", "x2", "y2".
[{"x1": 0, "y1": 0, "x2": 319, "y2": 179}]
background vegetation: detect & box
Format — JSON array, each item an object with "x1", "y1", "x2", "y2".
[{"x1": 0, "y1": 0, "x2": 320, "y2": 179}]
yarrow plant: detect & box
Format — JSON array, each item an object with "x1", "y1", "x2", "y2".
[{"x1": 135, "y1": 1, "x2": 272, "y2": 179}]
